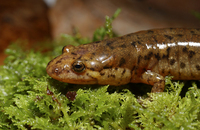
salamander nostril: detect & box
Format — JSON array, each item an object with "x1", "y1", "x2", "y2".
[{"x1": 55, "y1": 68, "x2": 59, "y2": 73}]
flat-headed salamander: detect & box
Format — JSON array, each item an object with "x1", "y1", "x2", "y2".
[{"x1": 46, "y1": 28, "x2": 200, "y2": 92}]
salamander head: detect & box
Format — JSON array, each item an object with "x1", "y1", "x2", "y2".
[
  {"x1": 46, "y1": 45, "x2": 111, "y2": 84},
  {"x1": 46, "y1": 44, "x2": 131, "y2": 85}
]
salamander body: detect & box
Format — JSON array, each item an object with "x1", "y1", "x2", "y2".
[{"x1": 46, "y1": 28, "x2": 200, "y2": 92}]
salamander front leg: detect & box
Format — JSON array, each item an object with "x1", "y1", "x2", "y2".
[{"x1": 140, "y1": 70, "x2": 165, "y2": 93}]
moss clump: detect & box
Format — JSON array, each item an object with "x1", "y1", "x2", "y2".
[{"x1": 1, "y1": 9, "x2": 200, "y2": 129}]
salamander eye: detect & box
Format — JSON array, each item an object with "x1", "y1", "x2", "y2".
[{"x1": 72, "y1": 61, "x2": 85, "y2": 73}]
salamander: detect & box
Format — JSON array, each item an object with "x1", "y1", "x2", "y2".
[{"x1": 46, "y1": 28, "x2": 200, "y2": 93}]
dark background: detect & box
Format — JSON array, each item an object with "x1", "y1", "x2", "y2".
[{"x1": 1, "y1": 0, "x2": 200, "y2": 64}]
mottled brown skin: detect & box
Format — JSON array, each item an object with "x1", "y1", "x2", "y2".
[{"x1": 46, "y1": 28, "x2": 200, "y2": 93}]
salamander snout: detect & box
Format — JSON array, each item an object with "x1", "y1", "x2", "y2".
[{"x1": 46, "y1": 54, "x2": 98, "y2": 84}]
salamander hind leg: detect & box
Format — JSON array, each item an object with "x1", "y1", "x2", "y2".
[{"x1": 140, "y1": 70, "x2": 165, "y2": 93}]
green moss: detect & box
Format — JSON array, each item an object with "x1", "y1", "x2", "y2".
[{"x1": 1, "y1": 9, "x2": 200, "y2": 130}]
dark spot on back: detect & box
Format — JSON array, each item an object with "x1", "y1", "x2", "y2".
[
  {"x1": 144, "y1": 51, "x2": 153, "y2": 60},
  {"x1": 122, "y1": 69, "x2": 126, "y2": 76},
  {"x1": 106, "y1": 41, "x2": 113, "y2": 46},
  {"x1": 126, "y1": 34, "x2": 132, "y2": 37},
  {"x1": 188, "y1": 50, "x2": 196, "y2": 58},
  {"x1": 176, "y1": 34, "x2": 183, "y2": 37},
  {"x1": 196, "y1": 65, "x2": 200, "y2": 70},
  {"x1": 152, "y1": 36, "x2": 158, "y2": 43},
  {"x1": 120, "y1": 44, "x2": 126, "y2": 48},
  {"x1": 148, "y1": 51, "x2": 153, "y2": 57},
  {"x1": 180, "y1": 62, "x2": 186, "y2": 69},
  {"x1": 89, "y1": 68, "x2": 95, "y2": 71},
  {"x1": 119, "y1": 58, "x2": 126, "y2": 67},
  {"x1": 111, "y1": 74, "x2": 115, "y2": 78},
  {"x1": 162, "y1": 54, "x2": 168, "y2": 59},
  {"x1": 161, "y1": 49, "x2": 169, "y2": 59},
  {"x1": 162, "y1": 47, "x2": 171, "y2": 58},
  {"x1": 132, "y1": 66, "x2": 138, "y2": 72},
  {"x1": 154, "y1": 53, "x2": 160, "y2": 60},
  {"x1": 161, "y1": 69, "x2": 164, "y2": 74},
  {"x1": 92, "y1": 53, "x2": 95, "y2": 55},
  {"x1": 144, "y1": 55, "x2": 148, "y2": 60},
  {"x1": 136, "y1": 35, "x2": 141, "y2": 39},
  {"x1": 142, "y1": 68, "x2": 146, "y2": 72},
  {"x1": 138, "y1": 55, "x2": 142, "y2": 64},
  {"x1": 106, "y1": 41, "x2": 114, "y2": 49},
  {"x1": 59, "y1": 57, "x2": 65, "y2": 61},
  {"x1": 137, "y1": 41, "x2": 142, "y2": 44},
  {"x1": 94, "y1": 41, "x2": 100, "y2": 44},
  {"x1": 77, "y1": 56, "x2": 82, "y2": 59},
  {"x1": 119, "y1": 37, "x2": 124, "y2": 40},
  {"x1": 182, "y1": 47, "x2": 188, "y2": 53},
  {"x1": 166, "y1": 47, "x2": 170, "y2": 56},
  {"x1": 115, "y1": 68, "x2": 118, "y2": 70},
  {"x1": 169, "y1": 59, "x2": 176, "y2": 65},
  {"x1": 164, "y1": 35, "x2": 173, "y2": 40},
  {"x1": 147, "y1": 30, "x2": 154, "y2": 34},
  {"x1": 56, "y1": 60, "x2": 61, "y2": 64},
  {"x1": 192, "y1": 34, "x2": 200, "y2": 38},
  {"x1": 109, "y1": 46, "x2": 114, "y2": 49},
  {"x1": 144, "y1": 52, "x2": 153, "y2": 60},
  {"x1": 103, "y1": 66, "x2": 110, "y2": 69},
  {"x1": 131, "y1": 41, "x2": 136, "y2": 47},
  {"x1": 132, "y1": 65, "x2": 136, "y2": 71},
  {"x1": 100, "y1": 72, "x2": 105, "y2": 76},
  {"x1": 190, "y1": 31, "x2": 195, "y2": 34},
  {"x1": 71, "y1": 52, "x2": 77, "y2": 55}
]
